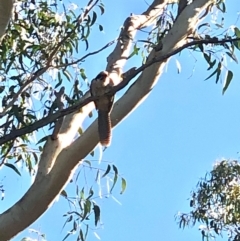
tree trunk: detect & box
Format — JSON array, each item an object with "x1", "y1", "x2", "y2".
[{"x1": 0, "y1": 0, "x2": 214, "y2": 239}]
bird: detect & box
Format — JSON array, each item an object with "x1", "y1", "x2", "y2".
[{"x1": 90, "y1": 71, "x2": 115, "y2": 146}]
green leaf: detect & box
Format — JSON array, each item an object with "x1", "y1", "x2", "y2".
[
  {"x1": 80, "y1": 187, "x2": 85, "y2": 199},
  {"x1": 84, "y1": 225, "x2": 89, "y2": 240},
  {"x1": 32, "y1": 152, "x2": 38, "y2": 165},
  {"x1": 73, "y1": 220, "x2": 78, "y2": 231},
  {"x1": 90, "y1": 11, "x2": 97, "y2": 26},
  {"x1": 207, "y1": 59, "x2": 216, "y2": 71},
  {"x1": 83, "y1": 160, "x2": 91, "y2": 167},
  {"x1": 61, "y1": 190, "x2": 68, "y2": 198},
  {"x1": 101, "y1": 164, "x2": 111, "y2": 178},
  {"x1": 215, "y1": 63, "x2": 221, "y2": 83},
  {"x1": 99, "y1": 24, "x2": 103, "y2": 31},
  {"x1": 86, "y1": 188, "x2": 94, "y2": 200},
  {"x1": 120, "y1": 178, "x2": 127, "y2": 194},
  {"x1": 198, "y1": 23, "x2": 210, "y2": 30},
  {"x1": 198, "y1": 43, "x2": 204, "y2": 52},
  {"x1": 55, "y1": 77, "x2": 63, "y2": 89},
  {"x1": 234, "y1": 27, "x2": 240, "y2": 37},
  {"x1": 37, "y1": 135, "x2": 48, "y2": 145},
  {"x1": 4, "y1": 163, "x2": 21, "y2": 176},
  {"x1": 93, "y1": 204, "x2": 101, "y2": 226},
  {"x1": 63, "y1": 69, "x2": 72, "y2": 81},
  {"x1": 62, "y1": 233, "x2": 71, "y2": 241},
  {"x1": 0, "y1": 86, "x2": 5, "y2": 94},
  {"x1": 222, "y1": 70, "x2": 233, "y2": 95},
  {"x1": 80, "y1": 68, "x2": 87, "y2": 80},
  {"x1": 90, "y1": 150, "x2": 94, "y2": 156},
  {"x1": 79, "y1": 229, "x2": 84, "y2": 241},
  {"x1": 203, "y1": 53, "x2": 211, "y2": 64},
  {"x1": 128, "y1": 44, "x2": 140, "y2": 59},
  {"x1": 83, "y1": 39, "x2": 89, "y2": 50},
  {"x1": 78, "y1": 127, "x2": 83, "y2": 135},
  {"x1": 205, "y1": 67, "x2": 218, "y2": 81},
  {"x1": 233, "y1": 40, "x2": 240, "y2": 50},
  {"x1": 226, "y1": 51, "x2": 238, "y2": 64},
  {"x1": 81, "y1": 200, "x2": 91, "y2": 221},
  {"x1": 110, "y1": 165, "x2": 118, "y2": 193},
  {"x1": 98, "y1": 4, "x2": 105, "y2": 15},
  {"x1": 112, "y1": 165, "x2": 118, "y2": 175},
  {"x1": 205, "y1": 61, "x2": 222, "y2": 83}
]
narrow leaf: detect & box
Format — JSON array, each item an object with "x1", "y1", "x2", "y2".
[
  {"x1": 61, "y1": 190, "x2": 68, "y2": 198},
  {"x1": 73, "y1": 220, "x2": 78, "y2": 231},
  {"x1": 90, "y1": 11, "x2": 97, "y2": 26},
  {"x1": 93, "y1": 204, "x2": 101, "y2": 226},
  {"x1": 226, "y1": 51, "x2": 238, "y2": 64},
  {"x1": 83, "y1": 160, "x2": 91, "y2": 167},
  {"x1": 62, "y1": 233, "x2": 71, "y2": 241},
  {"x1": 81, "y1": 200, "x2": 91, "y2": 221},
  {"x1": 222, "y1": 70, "x2": 233, "y2": 95},
  {"x1": 99, "y1": 24, "x2": 103, "y2": 31},
  {"x1": 120, "y1": 178, "x2": 127, "y2": 194},
  {"x1": 101, "y1": 164, "x2": 111, "y2": 178},
  {"x1": 205, "y1": 67, "x2": 218, "y2": 81},
  {"x1": 110, "y1": 165, "x2": 118, "y2": 193},
  {"x1": 62, "y1": 215, "x2": 73, "y2": 231},
  {"x1": 234, "y1": 27, "x2": 240, "y2": 37},
  {"x1": 85, "y1": 225, "x2": 89, "y2": 240},
  {"x1": 79, "y1": 229, "x2": 84, "y2": 241},
  {"x1": 4, "y1": 163, "x2": 21, "y2": 176},
  {"x1": 207, "y1": 59, "x2": 216, "y2": 71},
  {"x1": 215, "y1": 67, "x2": 221, "y2": 84},
  {"x1": 36, "y1": 136, "x2": 48, "y2": 145},
  {"x1": 98, "y1": 4, "x2": 105, "y2": 15}
]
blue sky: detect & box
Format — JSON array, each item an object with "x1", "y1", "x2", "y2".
[{"x1": 1, "y1": 0, "x2": 240, "y2": 240}]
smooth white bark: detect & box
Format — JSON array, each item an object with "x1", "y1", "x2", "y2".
[{"x1": 0, "y1": 0, "x2": 214, "y2": 240}]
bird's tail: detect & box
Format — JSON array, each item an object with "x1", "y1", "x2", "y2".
[{"x1": 98, "y1": 110, "x2": 111, "y2": 146}]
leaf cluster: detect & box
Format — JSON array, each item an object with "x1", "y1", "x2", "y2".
[
  {"x1": 177, "y1": 160, "x2": 240, "y2": 241},
  {"x1": 0, "y1": 0, "x2": 105, "y2": 174},
  {"x1": 60, "y1": 162, "x2": 127, "y2": 241}
]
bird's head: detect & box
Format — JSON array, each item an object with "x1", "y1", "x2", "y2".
[{"x1": 95, "y1": 71, "x2": 108, "y2": 81}]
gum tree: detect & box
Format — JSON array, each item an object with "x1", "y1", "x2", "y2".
[{"x1": 0, "y1": 0, "x2": 239, "y2": 240}]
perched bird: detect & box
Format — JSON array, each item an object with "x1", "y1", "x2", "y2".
[{"x1": 90, "y1": 71, "x2": 114, "y2": 146}]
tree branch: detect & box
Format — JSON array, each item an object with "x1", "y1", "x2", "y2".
[
  {"x1": 0, "y1": 0, "x2": 231, "y2": 240},
  {"x1": 0, "y1": 0, "x2": 13, "y2": 40},
  {"x1": 106, "y1": 0, "x2": 168, "y2": 79},
  {"x1": 0, "y1": 0, "x2": 99, "y2": 118},
  {"x1": 0, "y1": 36, "x2": 238, "y2": 146},
  {"x1": 0, "y1": 67, "x2": 48, "y2": 118},
  {"x1": 55, "y1": 39, "x2": 117, "y2": 68}
]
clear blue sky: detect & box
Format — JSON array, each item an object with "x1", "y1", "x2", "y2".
[{"x1": 1, "y1": 0, "x2": 240, "y2": 240}]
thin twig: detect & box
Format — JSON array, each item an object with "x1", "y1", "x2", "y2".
[
  {"x1": 0, "y1": 67, "x2": 47, "y2": 118},
  {"x1": 0, "y1": 0, "x2": 99, "y2": 118},
  {"x1": 55, "y1": 39, "x2": 117, "y2": 68},
  {"x1": 0, "y1": 37, "x2": 239, "y2": 145}
]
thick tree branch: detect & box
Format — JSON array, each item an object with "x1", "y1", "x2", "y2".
[
  {"x1": 107, "y1": 0, "x2": 168, "y2": 81},
  {"x1": 0, "y1": 36, "x2": 238, "y2": 145},
  {"x1": 0, "y1": 0, "x2": 13, "y2": 40},
  {"x1": 0, "y1": 0, "x2": 228, "y2": 240},
  {"x1": 33, "y1": 0, "x2": 102, "y2": 177}
]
